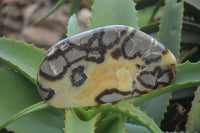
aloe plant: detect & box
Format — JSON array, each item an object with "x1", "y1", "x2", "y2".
[{"x1": 0, "y1": 0, "x2": 200, "y2": 132}]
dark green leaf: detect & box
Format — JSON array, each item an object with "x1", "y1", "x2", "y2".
[
  {"x1": 182, "y1": 31, "x2": 200, "y2": 45},
  {"x1": 183, "y1": 21, "x2": 200, "y2": 35},
  {"x1": 0, "y1": 68, "x2": 64, "y2": 133},
  {"x1": 138, "y1": 93, "x2": 171, "y2": 126},
  {"x1": 125, "y1": 123, "x2": 150, "y2": 133},
  {"x1": 186, "y1": 86, "x2": 200, "y2": 132},
  {"x1": 184, "y1": 0, "x2": 200, "y2": 23},
  {"x1": 141, "y1": 22, "x2": 200, "y2": 46},
  {"x1": 135, "y1": 0, "x2": 159, "y2": 10},
  {"x1": 69, "y1": 0, "x2": 82, "y2": 17},
  {"x1": 137, "y1": 6, "x2": 155, "y2": 27},
  {"x1": 0, "y1": 101, "x2": 49, "y2": 130},
  {"x1": 140, "y1": 23, "x2": 159, "y2": 38},
  {"x1": 148, "y1": 0, "x2": 164, "y2": 24},
  {"x1": 180, "y1": 46, "x2": 198, "y2": 63},
  {"x1": 182, "y1": 21, "x2": 200, "y2": 45},
  {"x1": 172, "y1": 87, "x2": 196, "y2": 100},
  {"x1": 184, "y1": 0, "x2": 200, "y2": 10}
]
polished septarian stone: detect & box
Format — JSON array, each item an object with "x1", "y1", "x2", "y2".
[{"x1": 37, "y1": 25, "x2": 177, "y2": 108}]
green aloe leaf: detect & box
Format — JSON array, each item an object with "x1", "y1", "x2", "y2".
[
  {"x1": 137, "y1": 92, "x2": 171, "y2": 126},
  {"x1": 0, "y1": 37, "x2": 45, "y2": 85},
  {"x1": 89, "y1": 0, "x2": 138, "y2": 29},
  {"x1": 137, "y1": 6, "x2": 155, "y2": 27},
  {"x1": 95, "y1": 102, "x2": 162, "y2": 133},
  {"x1": 64, "y1": 109, "x2": 97, "y2": 133},
  {"x1": 134, "y1": 0, "x2": 160, "y2": 9},
  {"x1": 141, "y1": 22, "x2": 200, "y2": 46},
  {"x1": 184, "y1": 0, "x2": 200, "y2": 11},
  {"x1": 165, "y1": 132, "x2": 185, "y2": 133},
  {"x1": 148, "y1": 0, "x2": 164, "y2": 24},
  {"x1": 133, "y1": 61, "x2": 200, "y2": 105},
  {"x1": 140, "y1": 23, "x2": 159, "y2": 38},
  {"x1": 67, "y1": 14, "x2": 80, "y2": 37},
  {"x1": 172, "y1": 61, "x2": 200, "y2": 84},
  {"x1": 33, "y1": 0, "x2": 67, "y2": 25},
  {"x1": 0, "y1": 68, "x2": 64, "y2": 133},
  {"x1": 134, "y1": 0, "x2": 184, "y2": 127},
  {"x1": 157, "y1": 0, "x2": 184, "y2": 60},
  {"x1": 186, "y1": 86, "x2": 200, "y2": 132},
  {"x1": 95, "y1": 113, "x2": 123, "y2": 133},
  {"x1": 0, "y1": 101, "x2": 49, "y2": 130},
  {"x1": 107, "y1": 118, "x2": 126, "y2": 133},
  {"x1": 140, "y1": 0, "x2": 184, "y2": 126},
  {"x1": 69, "y1": 0, "x2": 82, "y2": 17},
  {"x1": 182, "y1": 21, "x2": 200, "y2": 45},
  {"x1": 184, "y1": 0, "x2": 200, "y2": 23},
  {"x1": 125, "y1": 123, "x2": 150, "y2": 133},
  {"x1": 137, "y1": 0, "x2": 164, "y2": 27},
  {"x1": 172, "y1": 87, "x2": 196, "y2": 100},
  {"x1": 180, "y1": 46, "x2": 198, "y2": 63}
]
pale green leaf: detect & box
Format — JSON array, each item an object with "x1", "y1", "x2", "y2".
[
  {"x1": 65, "y1": 109, "x2": 96, "y2": 133},
  {"x1": 0, "y1": 37, "x2": 45, "y2": 85},
  {"x1": 67, "y1": 14, "x2": 80, "y2": 37},
  {"x1": 89, "y1": 0, "x2": 138, "y2": 29}
]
